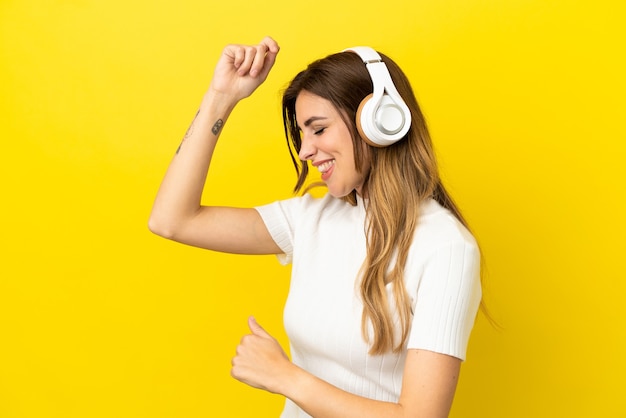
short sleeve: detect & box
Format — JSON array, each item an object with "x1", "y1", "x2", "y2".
[
  {"x1": 406, "y1": 240, "x2": 482, "y2": 361},
  {"x1": 254, "y1": 200, "x2": 296, "y2": 265}
]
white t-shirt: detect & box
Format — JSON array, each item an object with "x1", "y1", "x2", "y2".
[{"x1": 255, "y1": 193, "x2": 481, "y2": 418}]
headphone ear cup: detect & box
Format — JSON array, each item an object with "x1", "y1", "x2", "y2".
[
  {"x1": 356, "y1": 94, "x2": 382, "y2": 147},
  {"x1": 356, "y1": 93, "x2": 409, "y2": 147}
]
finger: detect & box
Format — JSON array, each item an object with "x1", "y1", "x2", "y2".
[
  {"x1": 254, "y1": 45, "x2": 279, "y2": 81},
  {"x1": 229, "y1": 45, "x2": 246, "y2": 69},
  {"x1": 250, "y1": 37, "x2": 279, "y2": 78},
  {"x1": 248, "y1": 316, "x2": 271, "y2": 338},
  {"x1": 256, "y1": 48, "x2": 278, "y2": 81},
  {"x1": 236, "y1": 46, "x2": 259, "y2": 76},
  {"x1": 260, "y1": 36, "x2": 280, "y2": 54},
  {"x1": 249, "y1": 43, "x2": 269, "y2": 77}
]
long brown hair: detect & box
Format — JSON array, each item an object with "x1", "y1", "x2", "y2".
[{"x1": 282, "y1": 51, "x2": 475, "y2": 355}]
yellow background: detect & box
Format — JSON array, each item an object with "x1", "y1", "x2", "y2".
[{"x1": 1, "y1": 0, "x2": 624, "y2": 416}]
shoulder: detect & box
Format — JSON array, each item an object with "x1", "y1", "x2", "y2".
[
  {"x1": 254, "y1": 193, "x2": 361, "y2": 244},
  {"x1": 257, "y1": 192, "x2": 355, "y2": 219},
  {"x1": 413, "y1": 199, "x2": 478, "y2": 253}
]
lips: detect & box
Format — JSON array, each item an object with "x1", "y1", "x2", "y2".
[
  {"x1": 316, "y1": 160, "x2": 335, "y2": 174},
  {"x1": 313, "y1": 159, "x2": 335, "y2": 181}
]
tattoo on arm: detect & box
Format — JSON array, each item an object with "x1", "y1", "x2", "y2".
[
  {"x1": 175, "y1": 113, "x2": 224, "y2": 154},
  {"x1": 211, "y1": 119, "x2": 224, "y2": 135},
  {"x1": 176, "y1": 109, "x2": 200, "y2": 154}
]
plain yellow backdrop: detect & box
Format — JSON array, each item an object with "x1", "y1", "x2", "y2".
[{"x1": 1, "y1": 0, "x2": 625, "y2": 417}]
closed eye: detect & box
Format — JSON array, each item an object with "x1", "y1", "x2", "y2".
[{"x1": 314, "y1": 127, "x2": 326, "y2": 135}]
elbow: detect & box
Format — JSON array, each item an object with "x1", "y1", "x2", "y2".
[{"x1": 148, "y1": 212, "x2": 179, "y2": 240}]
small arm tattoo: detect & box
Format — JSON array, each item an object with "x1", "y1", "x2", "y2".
[
  {"x1": 212, "y1": 119, "x2": 224, "y2": 135},
  {"x1": 176, "y1": 109, "x2": 200, "y2": 154}
]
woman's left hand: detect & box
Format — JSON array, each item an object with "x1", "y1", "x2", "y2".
[{"x1": 231, "y1": 316, "x2": 293, "y2": 394}]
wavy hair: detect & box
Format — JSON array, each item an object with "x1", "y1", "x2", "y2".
[{"x1": 282, "y1": 50, "x2": 474, "y2": 355}]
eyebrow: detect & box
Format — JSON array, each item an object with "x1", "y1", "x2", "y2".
[{"x1": 302, "y1": 116, "x2": 328, "y2": 127}]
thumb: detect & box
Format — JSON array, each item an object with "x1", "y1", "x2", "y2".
[{"x1": 248, "y1": 316, "x2": 271, "y2": 338}]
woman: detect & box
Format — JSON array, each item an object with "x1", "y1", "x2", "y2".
[{"x1": 149, "y1": 36, "x2": 482, "y2": 417}]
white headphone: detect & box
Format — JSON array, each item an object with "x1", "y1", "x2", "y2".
[{"x1": 344, "y1": 47, "x2": 412, "y2": 147}]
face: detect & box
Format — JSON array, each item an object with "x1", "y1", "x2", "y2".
[{"x1": 295, "y1": 90, "x2": 370, "y2": 198}]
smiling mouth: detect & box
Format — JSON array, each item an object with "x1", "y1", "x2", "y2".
[{"x1": 316, "y1": 160, "x2": 335, "y2": 174}]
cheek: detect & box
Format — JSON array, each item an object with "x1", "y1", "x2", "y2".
[{"x1": 352, "y1": 140, "x2": 371, "y2": 174}]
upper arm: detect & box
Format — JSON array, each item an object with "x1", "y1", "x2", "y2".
[
  {"x1": 398, "y1": 349, "x2": 461, "y2": 418},
  {"x1": 150, "y1": 205, "x2": 282, "y2": 255}
]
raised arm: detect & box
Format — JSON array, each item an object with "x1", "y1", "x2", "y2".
[{"x1": 148, "y1": 37, "x2": 282, "y2": 255}]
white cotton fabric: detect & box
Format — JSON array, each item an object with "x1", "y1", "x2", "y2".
[{"x1": 254, "y1": 193, "x2": 481, "y2": 418}]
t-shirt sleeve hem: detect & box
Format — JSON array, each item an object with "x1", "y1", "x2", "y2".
[{"x1": 254, "y1": 203, "x2": 294, "y2": 265}]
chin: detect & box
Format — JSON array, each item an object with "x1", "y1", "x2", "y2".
[
  {"x1": 327, "y1": 187, "x2": 355, "y2": 199},
  {"x1": 327, "y1": 188, "x2": 348, "y2": 198},
  {"x1": 326, "y1": 180, "x2": 362, "y2": 198}
]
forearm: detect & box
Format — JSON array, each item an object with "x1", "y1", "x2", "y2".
[
  {"x1": 149, "y1": 90, "x2": 236, "y2": 237},
  {"x1": 281, "y1": 365, "x2": 405, "y2": 418}
]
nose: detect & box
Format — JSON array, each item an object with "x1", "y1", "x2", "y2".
[{"x1": 298, "y1": 134, "x2": 316, "y2": 161}]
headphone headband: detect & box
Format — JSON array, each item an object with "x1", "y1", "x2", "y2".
[{"x1": 344, "y1": 46, "x2": 382, "y2": 63}]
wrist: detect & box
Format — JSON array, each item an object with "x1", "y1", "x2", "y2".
[
  {"x1": 201, "y1": 89, "x2": 237, "y2": 117},
  {"x1": 274, "y1": 361, "x2": 309, "y2": 399}
]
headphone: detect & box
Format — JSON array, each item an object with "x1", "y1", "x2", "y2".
[{"x1": 343, "y1": 47, "x2": 412, "y2": 147}]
